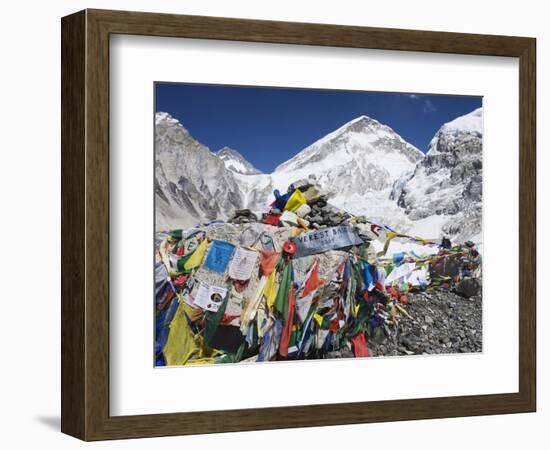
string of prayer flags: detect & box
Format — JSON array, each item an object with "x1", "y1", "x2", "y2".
[{"x1": 155, "y1": 190, "x2": 482, "y2": 367}]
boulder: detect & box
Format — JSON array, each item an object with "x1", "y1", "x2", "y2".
[
  {"x1": 229, "y1": 209, "x2": 258, "y2": 223},
  {"x1": 456, "y1": 277, "x2": 481, "y2": 298}
]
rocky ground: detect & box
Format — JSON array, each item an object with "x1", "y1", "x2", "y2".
[{"x1": 327, "y1": 289, "x2": 482, "y2": 358}]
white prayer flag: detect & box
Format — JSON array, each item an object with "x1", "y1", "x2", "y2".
[{"x1": 228, "y1": 247, "x2": 258, "y2": 281}]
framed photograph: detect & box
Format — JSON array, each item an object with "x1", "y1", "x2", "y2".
[{"x1": 61, "y1": 9, "x2": 536, "y2": 440}]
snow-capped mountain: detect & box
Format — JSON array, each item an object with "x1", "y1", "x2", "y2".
[
  {"x1": 391, "y1": 107, "x2": 483, "y2": 241},
  {"x1": 155, "y1": 113, "x2": 249, "y2": 230},
  {"x1": 217, "y1": 147, "x2": 262, "y2": 175},
  {"x1": 273, "y1": 115, "x2": 423, "y2": 191},
  {"x1": 155, "y1": 109, "x2": 483, "y2": 243},
  {"x1": 270, "y1": 115, "x2": 425, "y2": 230}
]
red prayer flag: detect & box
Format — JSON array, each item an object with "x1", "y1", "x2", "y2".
[
  {"x1": 279, "y1": 285, "x2": 296, "y2": 358},
  {"x1": 303, "y1": 260, "x2": 321, "y2": 297},
  {"x1": 262, "y1": 213, "x2": 281, "y2": 226},
  {"x1": 329, "y1": 319, "x2": 339, "y2": 332},
  {"x1": 259, "y1": 250, "x2": 279, "y2": 277},
  {"x1": 351, "y1": 333, "x2": 370, "y2": 358},
  {"x1": 173, "y1": 274, "x2": 188, "y2": 288},
  {"x1": 233, "y1": 279, "x2": 249, "y2": 292}
]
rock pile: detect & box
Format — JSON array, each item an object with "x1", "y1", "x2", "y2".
[
  {"x1": 228, "y1": 209, "x2": 258, "y2": 224},
  {"x1": 155, "y1": 175, "x2": 483, "y2": 367}
]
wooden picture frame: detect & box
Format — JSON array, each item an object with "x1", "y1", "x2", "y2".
[{"x1": 61, "y1": 9, "x2": 536, "y2": 441}]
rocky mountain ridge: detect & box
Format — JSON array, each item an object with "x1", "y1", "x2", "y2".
[{"x1": 390, "y1": 108, "x2": 483, "y2": 241}]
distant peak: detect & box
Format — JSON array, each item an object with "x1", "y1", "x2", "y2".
[
  {"x1": 440, "y1": 107, "x2": 483, "y2": 135},
  {"x1": 343, "y1": 115, "x2": 381, "y2": 129},
  {"x1": 155, "y1": 111, "x2": 180, "y2": 125},
  {"x1": 348, "y1": 115, "x2": 369, "y2": 123},
  {"x1": 350, "y1": 114, "x2": 376, "y2": 123},
  {"x1": 308, "y1": 115, "x2": 383, "y2": 146},
  {"x1": 216, "y1": 147, "x2": 262, "y2": 175},
  {"x1": 155, "y1": 112, "x2": 192, "y2": 139},
  {"x1": 316, "y1": 114, "x2": 421, "y2": 155},
  {"x1": 217, "y1": 146, "x2": 242, "y2": 159},
  {"x1": 274, "y1": 113, "x2": 423, "y2": 173},
  {"x1": 427, "y1": 107, "x2": 483, "y2": 154}
]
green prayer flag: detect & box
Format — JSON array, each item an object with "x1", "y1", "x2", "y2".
[
  {"x1": 176, "y1": 253, "x2": 194, "y2": 273},
  {"x1": 203, "y1": 287, "x2": 231, "y2": 345},
  {"x1": 275, "y1": 261, "x2": 292, "y2": 323}
]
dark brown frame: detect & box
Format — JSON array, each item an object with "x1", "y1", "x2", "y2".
[{"x1": 61, "y1": 9, "x2": 536, "y2": 441}]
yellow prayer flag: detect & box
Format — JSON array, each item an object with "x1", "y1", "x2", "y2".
[
  {"x1": 183, "y1": 239, "x2": 208, "y2": 271},
  {"x1": 379, "y1": 232, "x2": 398, "y2": 257},
  {"x1": 284, "y1": 189, "x2": 306, "y2": 212},
  {"x1": 265, "y1": 270, "x2": 278, "y2": 308},
  {"x1": 164, "y1": 300, "x2": 219, "y2": 365},
  {"x1": 163, "y1": 302, "x2": 199, "y2": 365},
  {"x1": 313, "y1": 312, "x2": 324, "y2": 327}
]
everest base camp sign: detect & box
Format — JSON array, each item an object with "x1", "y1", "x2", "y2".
[{"x1": 290, "y1": 225, "x2": 364, "y2": 258}]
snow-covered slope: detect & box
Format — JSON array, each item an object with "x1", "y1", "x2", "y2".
[
  {"x1": 217, "y1": 147, "x2": 262, "y2": 175},
  {"x1": 269, "y1": 116, "x2": 424, "y2": 230},
  {"x1": 428, "y1": 107, "x2": 483, "y2": 150},
  {"x1": 273, "y1": 115, "x2": 423, "y2": 191},
  {"x1": 391, "y1": 107, "x2": 483, "y2": 241}
]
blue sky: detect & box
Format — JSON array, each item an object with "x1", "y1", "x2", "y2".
[{"x1": 155, "y1": 83, "x2": 482, "y2": 173}]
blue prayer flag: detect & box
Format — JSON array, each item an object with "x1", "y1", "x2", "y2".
[{"x1": 204, "y1": 240, "x2": 235, "y2": 273}]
